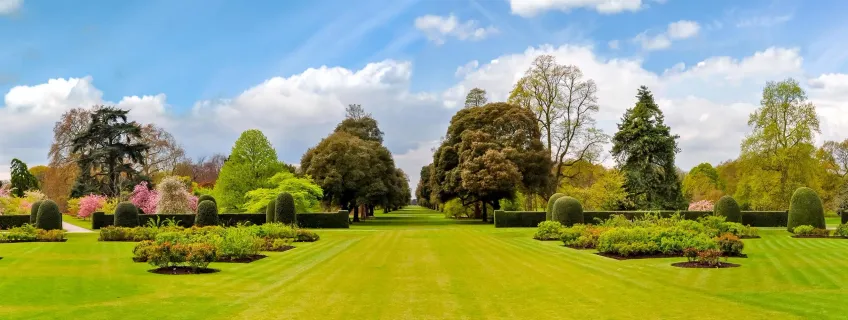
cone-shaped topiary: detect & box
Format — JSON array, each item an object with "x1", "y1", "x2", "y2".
[
  {"x1": 275, "y1": 192, "x2": 296, "y2": 225},
  {"x1": 36, "y1": 200, "x2": 62, "y2": 230},
  {"x1": 787, "y1": 187, "x2": 826, "y2": 232},
  {"x1": 714, "y1": 196, "x2": 742, "y2": 223},
  {"x1": 546, "y1": 193, "x2": 565, "y2": 221},
  {"x1": 552, "y1": 196, "x2": 583, "y2": 227},
  {"x1": 114, "y1": 202, "x2": 140, "y2": 227},
  {"x1": 265, "y1": 199, "x2": 276, "y2": 223},
  {"x1": 30, "y1": 200, "x2": 44, "y2": 224},
  {"x1": 198, "y1": 194, "x2": 216, "y2": 205},
  {"x1": 195, "y1": 200, "x2": 219, "y2": 227}
]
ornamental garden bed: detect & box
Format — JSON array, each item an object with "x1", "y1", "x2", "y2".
[
  {"x1": 0, "y1": 239, "x2": 67, "y2": 243},
  {"x1": 594, "y1": 252, "x2": 747, "y2": 260},
  {"x1": 791, "y1": 225, "x2": 848, "y2": 238},
  {"x1": 149, "y1": 267, "x2": 220, "y2": 275},
  {"x1": 133, "y1": 254, "x2": 270, "y2": 263},
  {"x1": 671, "y1": 261, "x2": 740, "y2": 269},
  {"x1": 0, "y1": 225, "x2": 67, "y2": 243}
]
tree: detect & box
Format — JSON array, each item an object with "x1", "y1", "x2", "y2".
[
  {"x1": 682, "y1": 163, "x2": 724, "y2": 202},
  {"x1": 431, "y1": 102, "x2": 551, "y2": 221},
  {"x1": 334, "y1": 104, "x2": 384, "y2": 143},
  {"x1": 415, "y1": 165, "x2": 434, "y2": 209},
  {"x1": 213, "y1": 129, "x2": 284, "y2": 212},
  {"x1": 509, "y1": 55, "x2": 608, "y2": 193},
  {"x1": 464, "y1": 88, "x2": 488, "y2": 108},
  {"x1": 738, "y1": 78, "x2": 820, "y2": 209},
  {"x1": 558, "y1": 162, "x2": 629, "y2": 210},
  {"x1": 242, "y1": 170, "x2": 323, "y2": 214},
  {"x1": 28, "y1": 165, "x2": 48, "y2": 189},
  {"x1": 822, "y1": 139, "x2": 848, "y2": 178},
  {"x1": 187, "y1": 154, "x2": 227, "y2": 187},
  {"x1": 44, "y1": 108, "x2": 90, "y2": 209},
  {"x1": 611, "y1": 86, "x2": 685, "y2": 210},
  {"x1": 10, "y1": 159, "x2": 39, "y2": 197},
  {"x1": 138, "y1": 124, "x2": 186, "y2": 178},
  {"x1": 71, "y1": 106, "x2": 149, "y2": 197}
]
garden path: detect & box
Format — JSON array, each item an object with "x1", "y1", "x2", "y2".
[{"x1": 62, "y1": 221, "x2": 93, "y2": 233}]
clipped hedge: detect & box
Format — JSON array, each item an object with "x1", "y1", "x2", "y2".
[
  {"x1": 114, "y1": 202, "x2": 140, "y2": 227},
  {"x1": 494, "y1": 211, "x2": 546, "y2": 228},
  {"x1": 741, "y1": 211, "x2": 788, "y2": 227},
  {"x1": 265, "y1": 200, "x2": 276, "y2": 224},
  {"x1": 545, "y1": 193, "x2": 565, "y2": 221},
  {"x1": 787, "y1": 187, "x2": 826, "y2": 232},
  {"x1": 714, "y1": 196, "x2": 742, "y2": 223},
  {"x1": 552, "y1": 196, "x2": 583, "y2": 226},
  {"x1": 195, "y1": 200, "x2": 219, "y2": 227},
  {"x1": 0, "y1": 215, "x2": 32, "y2": 230},
  {"x1": 275, "y1": 193, "x2": 296, "y2": 225},
  {"x1": 30, "y1": 200, "x2": 43, "y2": 224},
  {"x1": 36, "y1": 200, "x2": 63, "y2": 231},
  {"x1": 297, "y1": 211, "x2": 350, "y2": 229}
]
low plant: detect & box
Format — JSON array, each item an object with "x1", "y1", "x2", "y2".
[
  {"x1": 296, "y1": 229, "x2": 320, "y2": 242},
  {"x1": 0, "y1": 224, "x2": 65, "y2": 242},
  {"x1": 36, "y1": 229, "x2": 66, "y2": 242},
  {"x1": 256, "y1": 223, "x2": 297, "y2": 240},
  {"x1": 835, "y1": 224, "x2": 848, "y2": 238},
  {"x1": 264, "y1": 238, "x2": 294, "y2": 251},
  {"x1": 534, "y1": 221, "x2": 563, "y2": 241},
  {"x1": 715, "y1": 233, "x2": 744, "y2": 256},
  {"x1": 792, "y1": 225, "x2": 830, "y2": 237},
  {"x1": 214, "y1": 227, "x2": 262, "y2": 260}
]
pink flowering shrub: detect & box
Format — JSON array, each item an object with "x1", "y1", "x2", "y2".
[
  {"x1": 156, "y1": 176, "x2": 194, "y2": 214},
  {"x1": 188, "y1": 194, "x2": 198, "y2": 212},
  {"x1": 131, "y1": 182, "x2": 159, "y2": 214},
  {"x1": 78, "y1": 194, "x2": 107, "y2": 218},
  {"x1": 688, "y1": 200, "x2": 715, "y2": 211}
]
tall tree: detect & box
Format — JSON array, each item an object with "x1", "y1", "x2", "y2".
[
  {"x1": 611, "y1": 86, "x2": 685, "y2": 210},
  {"x1": 71, "y1": 106, "x2": 149, "y2": 197},
  {"x1": 28, "y1": 165, "x2": 48, "y2": 189},
  {"x1": 138, "y1": 124, "x2": 186, "y2": 178},
  {"x1": 822, "y1": 139, "x2": 848, "y2": 178},
  {"x1": 509, "y1": 55, "x2": 607, "y2": 193},
  {"x1": 187, "y1": 154, "x2": 227, "y2": 187},
  {"x1": 10, "y1": 159, "x2": 39, "y2": 197},
  {"x1": 48, "y1": 108, "x2": 92, "y2": 166},
  {"x1": 682, "y1": 163, "x2": 724, "y2": 202},
  {"x1": 738, "y1": 78, "x2": 820, "y2": 209},
  {"x1": 431, "y1": 102, "x2": 550, "y2": 221},
  {"x1": 214, "y1": 129, "x2": 283, "y2": 211},
  {"x1": 415, "y1": 164, "x2": 434, "y2": 209},
  {"x1": 335, "y1": 104, "x2": 384, "y2": 143},
  {"x1": 464, "y1": 88, "x2": 488, "y2": 108}
]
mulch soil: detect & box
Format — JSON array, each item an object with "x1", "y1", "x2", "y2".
[
  {"x1": 148, "y1": 267, "x2": 220, "y2": 275},
  {"x1": 263, "y1": 245, "x2": 295, "y2": 252},
  {"x1": 792, "y1": 235, "x2": 845, "y2": 239},
  {"x1": 0, "y1": 239, "x2": 68, "y2": 243},
  {"x1": 214, "y1": 254, "x2": 268, "y2": 263},
  {"x1": 671, "y1": 261, "x2": 741, "y2": 269},
  {"x1": 595, "y1": 252, "x2": 747, "y2": 260}
]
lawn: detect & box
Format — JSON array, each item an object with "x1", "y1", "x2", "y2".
[{"x1": 1, "y1": 206, "x2": 847, "y2": 319}]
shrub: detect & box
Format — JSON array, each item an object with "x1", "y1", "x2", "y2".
[
  {"x1": 265, "y1": 238, "x2": 294, "y2": 251},
  {"x1": 195, "y1": 200, "x2": 219, "y2": 227},
  {"x1": 29, "y1": 200, "x2": 43, "y2": 224},
  {"x1": 533, "y1": 221, "x2": 563, "y2": 240},
  {"x1": 145, "y1": 241, "x2": 217, "y2": 270},
  {"x1": 552, "y1": 196, "x2": 583, "y2": 227},
  {"x1": 36, "y1": 200, "x2": 62, "y2": 231},
  {"x1": 78, "y1": 194, "x2": 107, "y2": 219},
  {"x1": 114, "y1": 202, "x2": 140, "y2": 227},
  {"x1": 156, "y1": 176, "x2": 194, "y2": 214},
  {"x1": 787, "y1": 187, "x2": 826, "y2": 232},
  {"x1": 1, "y1": 224, "x2": 37, "y2": 241},
  {"x1": 257, "y1": 223, "x2": 297, "y2": 239},
  {"x1": 296, "y1": 229, "x2": 320, "y2": 242},
  {"x1": 696, "y1": 249, "x2": 723, "y2": 266},
  {"x1": 198, "y1": 194, "x2": 216, "y2": 206},
  {"x1": 275, "y1": 192, "x2": 296, "y2": 225},
  {"x1": 715, "y1": 233, "x2": 744, "y2": 256},
  {"x1": 36, "y1": 229, "x2": 66, "y2": 242},
  {"x1": 714, "y1": 196, "x2": 742, "y2": 223},
  {"x1": 133, "y1": 240, "x2": 155, "y2": 262},
  {"x1": 835, "y1": 224, "x2": 848, "y2": 238},
  {"x1": 214, "y1": 227, "x2": 262, "y2": 260},
  {"x1": 265, "y1": 199, "x2": 276, "y2": 223},
  {"x1": 130, "y1": 181, "x2": 159, "y2": 214},
  {"x1": 546, "y1": 193, "x2": 565, "y2": 221},
  {"x1": 792, "y1": 225, "x2": 830, "y2": 237}
]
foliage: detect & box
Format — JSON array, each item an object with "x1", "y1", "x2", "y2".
[
  {"x1": 265, "y1": 199, "x2": 276, "y2": 223},
  {"x1": 682, "y1": 163, "x2": 724, "y2": 202},
  {"x1": 115, "y1": 202, "x2": 140, "y2": 227},
  {"x1": 214, "y1": 227, "x2": 263, "y2": 259},
  {"x1": 143, "y1": 240, "x2": 217, "y2": 271},
  {"x1": 0, "y1": 224, "x2": 66, "y2": 242},
  {"x1": 10, "y1": 158, "x2": 39, "y2": 197},
  {"x1": 552, "y1": 196, "x2": 583, "y2": 227},
  {"x1": 715, "y1": 233, "x2": 744, "y2": 256},
  {"x1": 213, "y1": 129, "x2": 284, "y2": 212},
  {"x1": 558, "y1": 164, "x2": 630, "y2": 210},
  {"x1": 415, "y1": 164, "x2": 434, "y2": 208},
  {"x1": 296, "y1": 229, "x2": 320, "y2": 242},
  {"x1": 195, "y1": 200, "x2": 219, "y2": 227},
  {"x1": 137, "y1": 124, "x2": 185, "y2": 177},
  {"x1": 443, "y1": 199, "x2": 472, "y2": 218},
  {"x1": 198, "y1": 194, "x2": 216, "y2": 205},
  {"x1": 714, "y1": 196, "x2": 742, "y2": 223},
  {"x1": 334, "y1": 104, "x2": 384, "y2": 143},
  {"x1": 42, "y1": 163, "x2": 79, "y2": 211},
  {"x1": 29, "y1": 200, "x2": 43, "y2": 224},
  {"x1": 834, "y1": 224, "x2": 848, "y2": 238},
  {"x1": 156, "y1": 176, "x2": 196, "y2": 214},
  {"x1": 545, "y1": 193, "x2": 564, "y2": 221},
  {"x1": 78, "y1": 194, "x2": 107, "y2": 219},
  {"x1": 275, "y1": 192, "x2": 297, "y2": 224},
  {"x1": 130, "y1": 181, "x2": 159, "y2": 214},
  {"x1": 787, "y1": 187, "x2": 826, "y2": 232},
  {"x1": 71, "y1": 106, "x2": 150, "y2": 197},
  {"x1": 792, "y1": 225, "x2": 830, "y2": 237},
  {"x1": 688, "y1": 200, "x2": 714, "y2": 211},
  {"x1": 611, "y1": 86, "x2": 685, "y2": 210},
  {"x1": 464, "y1": 88, "x2": 488, "y2": 108},
  {"x1": 35, "y1": 200, "x2": 62, "y2": 231},
  {"x1": 242, "y1": 171, "x2": 323, "y2": 214},
  {"x1": 533, "y1": 220, "x2": 563, "y2": 240}
]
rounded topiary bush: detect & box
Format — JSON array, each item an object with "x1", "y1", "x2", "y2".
[
  {"x1": 195, "y1": 200, "x2": 219, "y2": 227},
  {"x1": 36, "y1": 200, "x2": 62, "y2": 230},
  {"x1": 552, "y1": 196, "x2": 583, "y2": 227},
  {"x1": 198, "y1": 194, "x2": 216, "y2": 206},
  {"x1": 787, "y1": 187, "x2": 826, "y2": 232},
  {"x1": 30, "y1": 200, "x2": 44, "y2": 224},
  {"x1": 714, "y1": 196, "x2": 742, "y2": 223},
  {"x1": 265, "y1": 199, "x2": 276, "y2": 223},
  {"x1": 546, "y1": 193, "x2": 565, "y2": 221},
  {"x1": 114, "y1": 202, "x2": 140, "y2": 227},
  {"x1": 275, "y1": 192, "x2": 296, "y2": 225}
]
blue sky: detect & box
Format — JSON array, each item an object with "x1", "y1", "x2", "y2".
[{"x1": 2, "y1": 0, "x2": 848, "y2": 187}]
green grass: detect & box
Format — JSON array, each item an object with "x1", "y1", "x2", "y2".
[{"x1": 1, "y1": 206, "x2": 847, "y2": 319}]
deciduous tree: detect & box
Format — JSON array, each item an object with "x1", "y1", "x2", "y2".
[
  {"x1": 213, "y1": 129, "x2": 284, "y2": 212},
  {"x1": 464, "y1": 88, "x2": 488, "y2": 108}
]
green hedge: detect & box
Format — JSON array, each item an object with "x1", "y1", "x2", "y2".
[
  {"x1": 494, "y1": 211, "x2": 546, "y2": 228},
  {"x1": 0, "y1": 215, "x2": 31, "y2": 229},
  {"x1": 297, "y1": 211, "x2": 350, "y2": 228},
  {"x1": 741, "y1": 211, "x2": 788, "y2": 227},
  {"x1": 842, "y1": 212, "x2": 848, "y2": 225}
]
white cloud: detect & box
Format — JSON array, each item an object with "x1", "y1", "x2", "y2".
[
  {"x1": 633, "y1": 20, "x2": 700, "y2": 51},
  {"x1": 736, "y1": 14, "x2": 793, "y2": 28},
  {"x1": 509, "y1": 0, "x2": 645, "y2": 17},
  {"x1": 0, "y1": 0, "x2": 21, "y2": 15},
  {"x1": 414, "y1": 14, "x2": 498, "y2": 45},
  {"x1": 455, "y1": 60, "x2": 480, "y2": 77},
  {"x1": 608, "y1": 40, "x2": 620, "y2": 50}
]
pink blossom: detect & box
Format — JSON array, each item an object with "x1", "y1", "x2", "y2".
[
  {"x1": 130, "y1": 182, "x2": 159, "y2": 214},
  {"x1": 688, "y1": 200, "x2": 715, "y2": 211},
  {"x1": 188, "y1": 193, "x2": 198, "y2": 212},
  {"x1": 79, "y1": 194, "x2": 107, "y2": 218}
]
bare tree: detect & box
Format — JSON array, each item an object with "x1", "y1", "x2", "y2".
[{"x1": 138, "y1": 124, "x2": 186, "y2": 177}]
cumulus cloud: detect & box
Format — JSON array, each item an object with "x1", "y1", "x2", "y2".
[
  {"x1": 0, "y1": 0, "x2": 21, "y2": 15},
  {"x1": 633, "y1": 20, "x2": 700, "y2": 51},
  {"x1": 414, "y1": 14, "x2": 498, "y2": 45},
  {"x1": 509, "y1": 0, "x2": 646, "y2": 17}
]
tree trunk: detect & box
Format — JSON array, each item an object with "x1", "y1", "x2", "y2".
[
  {"x1": 474, "y1": 202, "x2": 481, "y2": 219},
  {"x1": 353, "y1": 205, "x2": 360, "y2": 222},
  {"x1": 481, "y1": 203, "x2": 488, "y2": 222}
]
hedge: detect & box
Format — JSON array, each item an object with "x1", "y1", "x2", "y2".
[
  {"x1": 843, "y1": 211, "x2": 848, "y2": 225},
  {"x1": 91, "y1": 211, "x2": 349, "y2": 229},
  {"x1": 494, "y1": 211, "x2": 546, "y2": 228},
  {"x1": 0, "y1": 215, "x2": 32, "y2": 229},
  {"x1": 492, "y1": 210, "x2": 790, "y2": 228}
]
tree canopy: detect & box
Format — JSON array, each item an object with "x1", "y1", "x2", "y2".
[
  {"x1": 464, "y1": 88, "x2": 488, "y2": 108},
  {"x1": 213, "y1": 129, "x2": 284, "y2": 211},
  {"x1": 242, "y1": 170, "x2": 323, "y2": 213},
  {"x1": 10, "y1": 159, "x2": 39, "y2": 197}
]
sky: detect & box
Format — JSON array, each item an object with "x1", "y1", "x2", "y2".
[{"x1": 1, "y1": 0, "x2": 848, "y2": 190}]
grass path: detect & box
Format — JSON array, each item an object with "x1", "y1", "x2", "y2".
[{"x1": 1, "y1": 207, "x2": 847, "y2": 319}]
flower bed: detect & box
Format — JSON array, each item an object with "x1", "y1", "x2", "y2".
[
  {"x1": 0, "y1": 224, "x2": 67, "y2": 243},
  {"x1": 791, "y1": 224, "x2": 848, "y2": 239}
]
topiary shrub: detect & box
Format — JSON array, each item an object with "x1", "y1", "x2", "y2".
[
  {"x1": 275, "y1": 192, "x2": 296, "y2": 225},
  {"x1": 546, "y1": 193, "x2": 565, "y2": 221},
  {"x1": 552, "y1": 196, "x2": 583, "y2": 227},
  {"x1": 787, "y1": 187, "x2": 826, "y2": 232},
  {"x1": 714, "y1": 196, "x2": 742, "y2": 223},
  {"x1": 198, "y1": 194, "x2": 216, "y2": 206},
  {"x1": 265, "y1": 199, "x2": 276, "y2": 224},
  {"x1": 30, "y1": 200, "x2": 44, "y2": 224},
  {"x1": 195, "y1": 200, "x2": 219, "y2": 227},
  {"x1": 114, "y1": 202, "x2": 140, "y2": 227},
  {"x1": 36, "y1": 200, "x2": 62, "y2": 231}
]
